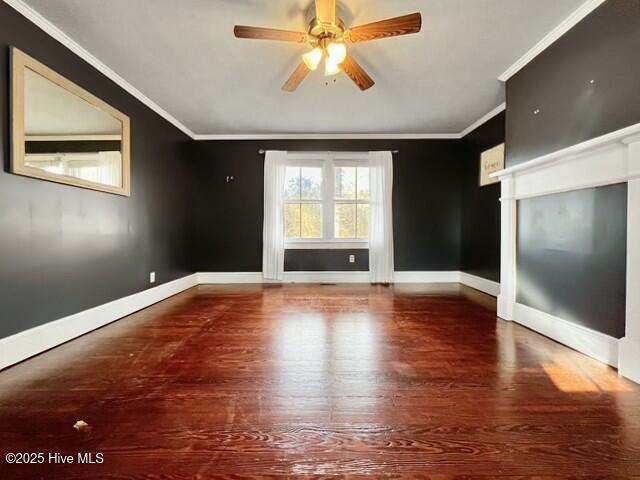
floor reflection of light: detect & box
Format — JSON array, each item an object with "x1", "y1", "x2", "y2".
[
  {"x1": 542, "y1": 362, "x2": 600, "y2": 392},
  {"x1": 332, "y1": 314, "x2": 379, "y2": 398},
  {"x1": 273, "y1": 313, "x2": 330, "y2": 400},
  {"x1": 550, "y1": 353, "x2": 634, "y2": 393},
  {"x1": 496, "y1": 320, "x2": 518, "y2": 389}
]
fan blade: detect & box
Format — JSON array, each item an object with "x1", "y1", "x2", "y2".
[
  {"x1": 282, "y1": 62, "x2": 311, "y2": 92},
  {"x1": 234, "y1": 25, "x2": 306, "y2": 43},
  {"x1": 340, "y1": 55, "x2": 375, "y2": 91},
  {"x1": 347, "y1": 12, "x2": 422, "y2": 43},
  {"x1": 315, "y1": 0, "x2": 336, "y2": 24}
]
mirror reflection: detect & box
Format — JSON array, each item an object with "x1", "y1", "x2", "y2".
[
  {"x1": 12, "y1": 48, "x2": 130, "y2": 196},
  {"x1": 24, "y1": 68, "x2": 123, "y2": 188}
]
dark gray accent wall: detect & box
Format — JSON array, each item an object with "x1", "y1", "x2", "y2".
[
  {"x1": 192, "y1": 139, "x2": 465, "y2": 273},
  {"x1": 517, "y1": 184, "x2": 627, "y2": 338},
  {"x1": 505, "y1": 0, "x2": 635, "y2": 337},
  {"x1": 506, "y1": 0, "x2": 640, "y2": 167},
  {"x1": 460, "y1": 112, "x2": 504, "y2": 282},
  {"x1": 0, "y1": 3, "x2": 194, "y2": 339}
]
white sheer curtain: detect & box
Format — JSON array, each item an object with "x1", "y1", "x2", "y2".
[
  {"x1": 262, "y1": 151, "x2": 287, "y2": 281},
  {"x1": 369, "y1": 151, "x2": 394, "y2": 283}
]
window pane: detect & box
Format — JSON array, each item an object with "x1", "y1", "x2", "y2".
[
  {"x1": 357, "y1": 167, "x2": 370, "y2": 200},
  {"x1": 301, "y1": 203, "x2": 322, "y2": 238},
  {"x1": 285, "y1": 203, "x2": 301, "y2": 238},
  {"x1": 335, "y1": 203, "x2": 356, "y2": 238},
  {"x1": 301, "y1": 167, "x2": 322, "y2": 200},
  {"x1": 284, "y1": 167, "x2": 300, "y2": 200},
  {"x1": 356, "y1": 203, "x2": 370, "y2": 238},
  {"x1": 335, "y1": 167, "x2": 356, "y2": 200}
]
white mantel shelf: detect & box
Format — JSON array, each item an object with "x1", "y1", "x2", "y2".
[
  {"x1": 494, "y1": 122, "x2": 640, "y2": 384},
  {"x1": 493, "y1": 122, "x2": 640, "y2": 180}
]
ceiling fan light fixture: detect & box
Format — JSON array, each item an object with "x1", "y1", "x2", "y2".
[
  {"x1": 235, "y1": 4, "x2": 423, "y2": 92},
  {"x1": 324, "y1": 57, "x2": 341, "y2": 76},
  {"x1": 302, "y1": 47, "x2": 323, "y2": 71},
  {"x1": 326, "y1": 42, "x2": 347, "y2": 65}
]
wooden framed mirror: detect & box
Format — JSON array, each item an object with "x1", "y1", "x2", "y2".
[{"x1": 11, "y1": 48, "x2": 131, "y2": 196}]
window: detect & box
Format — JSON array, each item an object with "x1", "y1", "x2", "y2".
[
  {"x1": 284, "y1": 153, "x2": 369, "y2": 246},
  {"x1": 284, "y1": 166, "x2": 323, "y2": 239},
  {"x1": 334, "y1": 166, "x2": 369, "y2": 239}
]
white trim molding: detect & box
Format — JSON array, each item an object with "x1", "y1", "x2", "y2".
[
  {"x1": 494, "y1": 122, "x2": 640, "y2": 383},
  {"x1": 393, "y1": 271, "x2": 460, "y2": 284},
  {"x1": 0, "y1": 274, "x2": 198, "y2": 371},
  {"x1": 515, "y1": 303, "x2": 619, "y2": 367},
  {"x1": 498, "y1": 0, "x2": 606, "y2": 82},
  {"x1": 197, "y1": 270, "x2": 500, "y2": 296},
  {"x1": 198, "y1": 271, "x2": 462, "y2": 285},
  {"x1": 193, "y1": 133, "x2": 461, "y2": 140},
  {"x1": 197, "y1": 272, "x2": 264, "y2": 284},
  {"x1": 460, "y1": 103, "x2": 506, "y2": 138},
  {"x1": 459, "y1": 272, "x2": 501, "y2": 297}
]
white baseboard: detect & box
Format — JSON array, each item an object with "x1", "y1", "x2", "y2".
[
  {"x1": 619, "y1": 337, "x2": 640, "y2": 384},
  {"x1": 513, "y1": 303, "x2": 619, "y2": 367},
  {"x1": 0, "y1": 274, "x2": 198, "y2": 371},
  {"x1": 197, "y1": 270, "x2": 465, "y2": 285},
  {"x1": 393, "y1": 271, "x2": 460, "y2": 283},
  {"x1": 197, "y1": 272, "x2": 263, "y2": 284},
  {"x1": 198, "y1": 271, "x2": 371, "y2": 284},
  {"x1": 459, "y1": 272, "x2": 501, "y2": 296},
  {"x1": 197, "y1": 270, "x2": 502, "y2": 289}
]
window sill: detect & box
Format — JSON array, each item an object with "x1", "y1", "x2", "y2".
[{"x1": 285, "y1": 241, "x2": 369, "y2": 250}]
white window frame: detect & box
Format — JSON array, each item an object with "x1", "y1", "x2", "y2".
[{"x1": 285, "y1": 152, "x2": 369, "y2": 249}]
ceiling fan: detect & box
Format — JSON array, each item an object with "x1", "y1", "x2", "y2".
[{"x1": 233, "y1": 0, "x2": 422, "y2": 92}]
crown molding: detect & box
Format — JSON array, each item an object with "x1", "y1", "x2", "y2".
[
  {"x1": 4, "y1": 0, "x2": 197, "y2": 139},
  {"x1": 498, "y1": 0, "x2": 605, "y2": 82},
  {"x1": 459, "y1": 102, "x2": 506, "y2": 138},
  {"x1": 192, "y1": 133, "x2": 462, "y2": 140},
  {"x1": 5, "y1": 0, "x2": 502, "y2": 142},
  {"x1": 192, "y1": 103, "x2": 507, "y2": 140}
]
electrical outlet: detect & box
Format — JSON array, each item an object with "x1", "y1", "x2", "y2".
[
  {"x1": 349, "y1": 255, "x2": 356, "y2": 263},
  {"x1": 150, "y1": 272, "x2": 156, "y2": 284}
]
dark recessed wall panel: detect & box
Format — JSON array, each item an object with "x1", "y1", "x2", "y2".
[
  {"x1": 460, "y1": 112, "x2": 504, "y2": 282},
  {"x1": 192, "y1": 139, "x2": 464, "y2": 272},
  {"x1": 285, "y1": 249, "x2": 369, "y2": 272},
  {"x1": 516, "y1": 184, "x2": 627, "y2": 338},
  {"x1": 0, "y1": 3, "x2": 194, "y2": 339},
  {"x1": 506, "y1": 0, "x2": 640, "y2": 167}
]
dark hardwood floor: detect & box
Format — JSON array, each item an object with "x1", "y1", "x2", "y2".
[{"x1": 1, "y1": 284, "x2": 639, "y2": 478}]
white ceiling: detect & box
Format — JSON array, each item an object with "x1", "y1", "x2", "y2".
[
  {"x1": 25, "y1": 68, "x2": 121, "y2": 136},
  {"x1": 22, "y1": 0, "x2": 585, "y2": 136}
]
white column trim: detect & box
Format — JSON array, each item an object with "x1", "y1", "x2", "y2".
[
  {"x1": 497, "y1": 175, "x2": 516, "y2": 320},
  {"x1": 493, "y1": 122, "x2": 640, "y2": 383},
  {"x1": 620, "y1": 175, "x2": 640, "y2": 383}
]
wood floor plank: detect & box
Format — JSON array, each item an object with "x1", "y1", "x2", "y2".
[{"x1": 0, "y1": 283, "x2": 639, "y2": 477}]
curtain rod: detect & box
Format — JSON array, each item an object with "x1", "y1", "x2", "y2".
[{"x1": 258, "y1": 149, "x2": 399, "y2": 155}]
